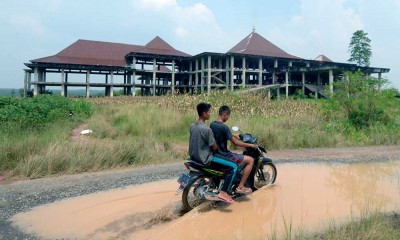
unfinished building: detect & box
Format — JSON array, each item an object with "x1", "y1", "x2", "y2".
[{"x1": 23, "y1": 30, "x2": 389, "y2": 98}]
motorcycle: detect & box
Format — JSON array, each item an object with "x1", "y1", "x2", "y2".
[{"x1": 176, "y1": 126, "x2": 277, "y2": 212}]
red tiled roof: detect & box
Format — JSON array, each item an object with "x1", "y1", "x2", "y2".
[
  {"x1": 32, "y1": 39, "x2": 142, "y2": 67},
  {"x1": 132, "y1": 36, "x2": 191, "y2": 57},
  {"x1": 314, "y1": 55, "x2": 333, "y2": 62},
  {"x1": 228, "y1": 31, "x2": 301, "y2": 59}
]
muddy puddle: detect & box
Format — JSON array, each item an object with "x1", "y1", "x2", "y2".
[{"x1": 12, "y1": 162, "x2": 400, "y2": 239}]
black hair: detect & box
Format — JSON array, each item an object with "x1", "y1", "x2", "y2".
[
  {"x1": 219, "y1": 105, "x2": 231, "y2": 116},
  {"x1": 196, "y1": 102, "x2": 211, "y2": 117}
]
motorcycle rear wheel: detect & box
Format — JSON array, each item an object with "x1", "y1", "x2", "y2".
[
  {"x1": 254, "y1": 163, "x2": 277, "y2": 189},
  {"x1": 182, "y1": 175, "x2": 210, "y2": 212}
]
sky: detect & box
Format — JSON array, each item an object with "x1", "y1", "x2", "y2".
[{"x1": 0, "y1": 0, "x2": 399, "y2": 90}]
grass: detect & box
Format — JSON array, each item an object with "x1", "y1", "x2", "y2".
[
  {"x1": 265, "y1": 210, "x2": 400, "y2": 240},
  {"x1": 1, "y1": 91, "x2": 399, "y2": 178},
  {"x1": 1, "y1": 92, "x2": 399, "y2": 238}
]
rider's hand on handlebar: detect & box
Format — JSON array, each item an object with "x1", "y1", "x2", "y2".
[{"x1": 252, "y1": 144, "x2": 258, "y2": 149}]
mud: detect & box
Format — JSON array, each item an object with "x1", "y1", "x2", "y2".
[{"x1": 12, "y1": 161, "x2": 400, "y2": 240}]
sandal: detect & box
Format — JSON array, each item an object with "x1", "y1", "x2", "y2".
[
  {"x1": 235, "y1": 187, "x2": 253, "y2": 195},
  {"x1": 217, "y1": 195, "x2": 235, "y2": 204}
]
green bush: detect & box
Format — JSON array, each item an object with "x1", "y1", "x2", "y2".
[
  {"x1": 323, "y1": 72, "x2": 395, "y2": 129},
  {"x1": 0, "y1": 95, "x2": 93, "y2": 130}
]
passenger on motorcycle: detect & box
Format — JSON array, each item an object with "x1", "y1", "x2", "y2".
[
  {"x1": 188, "y1": 103, "x2": 237, "y2": 204},
  {"x1": 210, "y1": 105, "x2": 256, "y2": 194}
]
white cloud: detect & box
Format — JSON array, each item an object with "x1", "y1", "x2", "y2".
[
  {"x1": 175, "y1": 26, "x2": 187, "y2": 37},
  {"x1": 129, "y1": 1, "x2": 226, "y2": 53},
  {"x1": 8, "y1": 14, "x2": 47, "y2": 37},
  {"x1": 135, "y1": 0, "x2": 176, "y2": 11},
  {"x1": 269, "y1": 0, "x2": 364, "y2": 61}
]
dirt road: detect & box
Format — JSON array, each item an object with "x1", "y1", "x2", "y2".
[{"x1": 1, "y1": 145, "x2": 399, "y2": 239}]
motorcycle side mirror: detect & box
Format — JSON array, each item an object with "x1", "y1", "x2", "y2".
[{"x1": 232, "y1": 126, "x2": 240, "y2": 132}]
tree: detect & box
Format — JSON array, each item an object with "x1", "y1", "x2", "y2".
[
  {"x1": 324, "y1": 71, "x2": 391, "y2": 129},
  {"x1": 348, "y1": 30, "x2": 372, "y2": 67}
]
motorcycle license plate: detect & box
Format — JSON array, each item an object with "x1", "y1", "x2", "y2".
[
  {"x1": 175, "y1": 174, "x2": 191, "y2": 195},
  {"x1": 177, "y1": 174, "x2": 191, "y2": 187}
]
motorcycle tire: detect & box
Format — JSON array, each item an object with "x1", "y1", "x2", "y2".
[
  {"x1": 254, "y1": 163, "x2": 277, "y2": 189},
  {"x1": 182, "y1": 175, "x2": 210, "y2": 212}
]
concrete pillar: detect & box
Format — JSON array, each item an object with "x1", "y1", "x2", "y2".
[
  {"x1": 258, "y1": 58, "x2": 263, "y2": 86},
  {"x1": 28, "y1": 72, "x2": 32, "y2": 91},
  {"x1": 33, "y1": 67, "x2": 38, "y2": 96},
  {"x1": 272, "y1": 72, "x2": 276, "y2": 84},
  {"x1": 306, "y1": 62, "x2": 310, "y2": 68},
  {"x1": 189, "y1": 61, "x2": 193, "y2": 94},
  {"x1": 153, "y1": 58, "x2": 156, "y2": 96},
  {"x1": 132, "y1": 57, "x2": 136, "y2": 96},
  {"x1": 207, "y1": 55, "x2": 211, "y2": 94},
  {"x1": 274, "y1": 59, "x2": 278, "y2": 68},
  {"x1": 230, "y1": 56, "x2": 234, "y2": 91},
  {"x1": 195, "y1": 59, "x2": 199, "y2": 93},
  {"x1": 242, "y1": 57, "x2": 246, "y2": 88},
  {"x1": 61, "y1": 69, "x2": 65, "y2": 96},
  {"x1": 23, "y1": 71, "x2": 28, "y2": 97},
  {"x1": 285, "y1": 71, "x2": 289, "y2": 99},
  {"x1": 172, "y1": 60, "x2": 176, "y2": 94},
  {"x1": 302, "y1": 72, "x2": 305, "y2": 95},
  {"x1": 132, "y1": 71, "x2": 136, "y2": 96},
  {"x1": 126, "y1": 74, "x2": 132, "y2": 95},
  {"x1": 329, "y1": 69, "x2": 333, "y2": 95},
  {"x1": 201, "y1": 58, "x2": 205, "y2": 93},
  {"x1": 64, "y1": 73, "x2": 68, "y2": 97},
  {"x1": 225, "y1": 57, "x2": 229, "y2": 89},
  {"x1": 288, "y1": 61, "x2": 292, "y2": 67},
  {"x1": 86, "y1": 70, "x2": 90, "y2": 98},
  {"x1": 110, "y1": 71, "x2": 114, "y2": 97},
  {"x1": 316, "y1": 73, "x2": 321, "y2": 99}
]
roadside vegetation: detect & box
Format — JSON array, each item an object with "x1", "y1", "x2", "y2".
[
  {"x1": 0, "y1": 73, "x2": 399, "y2": 239},
  {"x1": 269, "y1": 210, "x2": 400, "y2": 240},
  {"x1": 1, "y1": 72, "x2": 399, "y2": 178}
]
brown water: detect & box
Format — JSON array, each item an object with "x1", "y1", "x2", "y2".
[{"x1": 12, "y1": 162, "x2": 400, "y2": 240}]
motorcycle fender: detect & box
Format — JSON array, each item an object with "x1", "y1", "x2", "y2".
[
  {"x1": 262, "y1": 157, "x2": 273, "y2": 164},
  {"x1": 176, "y1": 171, "x2": 203, "y2": 195}
]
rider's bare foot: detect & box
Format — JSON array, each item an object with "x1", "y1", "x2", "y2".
[{"x1": 217, "y1": 191, "x2": 234, "y2": 203}]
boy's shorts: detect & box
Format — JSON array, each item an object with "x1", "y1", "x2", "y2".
[{"x1": 227, "y1": 153, "x2": 244, "y2": 164}]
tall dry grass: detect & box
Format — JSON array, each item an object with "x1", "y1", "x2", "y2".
[{"x1": 3, "y1": 91, "x2": 399, "y2": 178}]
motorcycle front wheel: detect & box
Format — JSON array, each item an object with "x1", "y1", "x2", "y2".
[
  {"x1": 254, "y1": 163, "x2": 277, "y2": 189},
  {"x1": 182, "y1": 175, "x2": 210, "y2": 212}
]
